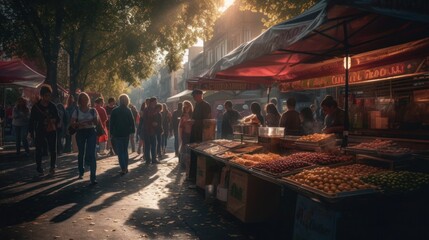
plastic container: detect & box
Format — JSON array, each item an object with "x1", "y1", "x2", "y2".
[{"x1": 258, "y1": 127, "x2": 284, "y2": 137}]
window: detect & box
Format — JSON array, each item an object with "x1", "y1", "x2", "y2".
[
  {"x1": 243, "y1": 28, "x2": 251, "y2": 42},
  {"x1": 206, "y1": 50, "x2": 213, "y2": 66}
]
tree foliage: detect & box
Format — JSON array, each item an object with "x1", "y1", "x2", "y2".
[
  {"x1": 239, "y1": 0, "x2": 316, "y2": 27},
  {"x1": 1, "y1": 0, "x2": 315, "y2": 100},
  {"x1": 1, "y1": 0, "x2": 223, "y2": 100}
]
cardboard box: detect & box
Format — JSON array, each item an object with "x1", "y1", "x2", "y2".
[
  {"x1": 227, "y1": 168, "x2": 281, "y2": 222},
  {"x1": 219, "y1": 166, "x2": 231, "y2": 188},
  {"x1": 368, "y1": 111, "x2": 381, "y2": 129},
  {"x1": 196, "y1": 155, "x2": 217, "y2": 189},
  {"x1": 375, "y1": 117, "x2": 388, "y2": 129}
]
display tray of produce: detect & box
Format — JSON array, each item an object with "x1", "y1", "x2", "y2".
[
  {"x1": 361, "y1": 171, "x2": 429, "y2": 195},
  {"x1": 230, "y1": 144, "x2": 263, "y2": 154},
  {"x1": 203, "y1": 145, "x2": 229, "y2": 155},
  {"x1": 346, "y1": 139, "x2": 395, "y2": 155},
  {"x1": 220, "y1": 141, "x2": 245, "y2": 149},
  {"x1": 194, "y1": 142, "x2": 216, "y2": 151},
  {"x1": 376, "y1": 147, "x2": 412, "y2": 158},
  {"x1": 285, "y1": 152, "x2": 354, "y2": 166},
  {"x1": 249, "y1": 152, "x2": 354, "y2": 178},
  {"x1": 294, "y1": 133, "x2": 335, "y2": 145},
  {"x1": 229, "y1": 153, "x2": 282, "y2": 169},
  {"x1": 345, "y1": 147, "x2": 377, "y2": 155},
  {"x1": 282, "y1": 165, "x2": 381, "y2": 200},
  {"x1": 251, "y1": 159, "x2": 315, "y2": 178},
  {"x1": 215, "y1": 151, "x2": 240, "y2": 160}
]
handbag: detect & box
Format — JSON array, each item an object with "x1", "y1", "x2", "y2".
[
  {"x1": 68, "y1": 124, "x2": 78, "y2": 135},
  {"x1": 91, "y1": 109, "x2": 105, "y2": 137},
  {"x1": 96, "y1": 121, "x2": 105, "y2": 136}
]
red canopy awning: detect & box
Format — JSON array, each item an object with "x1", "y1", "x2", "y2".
[
  {"x1": 0, "y1": 60, "x2": 45, "y2": 88},
  {"x1": 197, "y1": 0, "x2": 429, "y2": 86}
]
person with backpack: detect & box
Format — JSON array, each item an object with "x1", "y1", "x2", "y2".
[{"x1": 28, "y1": 85, "x2": 60, "y2": 175}]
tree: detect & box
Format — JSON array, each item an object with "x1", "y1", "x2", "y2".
[
  {"x1": 1, "y1": 0, "x2": 224, "y2": 101},
  {"x1": 1, "y1": 0, "x2": 66, "y2": 100},
  {"x1": 240, "y1": 0, "x2": 316, "y2": 27}
]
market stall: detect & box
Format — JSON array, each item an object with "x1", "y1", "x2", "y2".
[
  {"x1": 187, "y1": 135, "x2": 429, "y2": 239},
  {"x1": 185, "y1": 0, "x2": 429, "y2": 238}
]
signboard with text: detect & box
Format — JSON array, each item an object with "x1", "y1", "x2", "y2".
[{"x1": 279, "y1": 57, "x2": 429, "y2": 92}]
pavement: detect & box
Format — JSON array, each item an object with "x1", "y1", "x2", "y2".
[{"x1": 0, "y1": 138, "x2": 284, "y2": 240}]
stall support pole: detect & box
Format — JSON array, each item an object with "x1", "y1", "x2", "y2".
[{"x1": 342, "y1": 23, "x2": 350, "y2": 148}]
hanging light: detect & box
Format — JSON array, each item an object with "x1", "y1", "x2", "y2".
[{"x1": 343, "y1": 56, "x2": 351, "y2": 69}]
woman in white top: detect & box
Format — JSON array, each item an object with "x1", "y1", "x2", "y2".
[{"x1": 70, "y1": 92, "x2": 99, "y2": 184}]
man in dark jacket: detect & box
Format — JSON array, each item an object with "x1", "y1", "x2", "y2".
[
  {"x1": 171, "y1": 102, "x2": 182, "y2": 156},
  {"x1": 28, "y1": 85, "x2": 60, "y2": 175},
  {"x1": 221, "y1": 100, "x2": 241, "y2": 139},
  {"x1": 142, "y1": 97, "x2": 159, "y2": 164},
  {"x1": 110, "y1": 94, "x2": 135, "y2": 174},
  {"x1": 189, "y1": 89, "x2": 211, "y2": 187}
]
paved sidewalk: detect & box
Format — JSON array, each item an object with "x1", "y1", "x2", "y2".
[{"x1": 0, "y1": 140, "x2": 283, "y2": 240}]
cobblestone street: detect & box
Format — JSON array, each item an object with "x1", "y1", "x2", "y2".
[{"x1": 0, "y1": 139, "x2": 282, "y2": 240}]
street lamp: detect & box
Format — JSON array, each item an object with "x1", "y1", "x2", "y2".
[{"x1": 343, "y1": 56, "x2": 351, "y2": 70}]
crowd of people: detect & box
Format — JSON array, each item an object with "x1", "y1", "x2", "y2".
[
  {"x1": 8, "y1": 83, "x2": 344, "y2": 186},
  {"x1": 8, "y1": 84, "x2": 176, "y2": 184}
]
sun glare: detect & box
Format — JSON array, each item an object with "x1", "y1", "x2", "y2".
[{"x1": 219, "y1": 0, "x2": 235, "y2": 13}]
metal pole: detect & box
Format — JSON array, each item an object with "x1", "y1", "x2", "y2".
[{"x1": 342, "y1": 23, "x2": 350, "y2": 148}]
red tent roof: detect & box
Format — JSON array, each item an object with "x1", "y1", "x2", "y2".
[
  {"x1": 194, "y1": 0, "x2": 429, "y2": 89},
  {"x1": 0, "y1": 60, "x2": 45, "y2": 88}
]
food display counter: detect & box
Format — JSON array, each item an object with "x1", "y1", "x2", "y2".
[{"x1": 187, "y1": 132, "x2": 429, "y2": 238}]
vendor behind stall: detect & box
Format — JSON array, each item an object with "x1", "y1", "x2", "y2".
[
  {"x1": 221, "y1": 100, "x2": 241, "y2": 139},
  {"x1": 189, "y1": 89, "x2": 211, "y2": 188},
  {"x1": 242, "y1": 102, "x2": 264, "y2": 125},
  {"x1": 321, "y1": 95, "x2": 344, "y2": 134},
  {"x1": 279, "y1": 97, "x2": 301, "y2": 136}
]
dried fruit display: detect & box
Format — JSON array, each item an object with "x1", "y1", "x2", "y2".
[
  {"x1": 377, "y1": 147, "x2": 411, "y2": 157},
  {"x1": 350, "y1": 139, "x2": 394, "y2": 150},
  {"x1": 297, "y1": 133, "x2": 333, "y2": 142},
  {"x1": 361, "y1": 171, "x2": 429, "y2": 193},
  {"x1": 240, "y1": 153, "x2": 282, "y2": 162},
  {"x1": 230, "y1": 158, "x2": 258, "y2": 168},
  {"x1": 253, "y1": 159, "x2": 313, "y2": 174},
  {"x1": 216, "y1": 151, "x2": 238, "y2": 159},
  {"x1": 230, "y1": 153, "x2": 282, "y2": 168},
  {"x1": 287, "y1": 167, "x2": 375, "y2": 195},
  {"x1": 286, "y1": 152, "x2": 352, "y2": 165}
]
